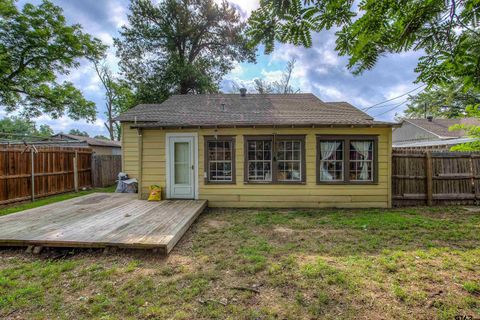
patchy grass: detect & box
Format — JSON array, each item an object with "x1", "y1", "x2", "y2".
[
  {"x1": 0, "y1": 206, "x2": 479, "y2": 319},
  {"x1": 0, "y1": 186, "x2": 116, "y2": 217}
]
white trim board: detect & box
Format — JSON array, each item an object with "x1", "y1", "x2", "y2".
[{"x1": 165, "y1": 132, "x2": 199, "y2": 200}]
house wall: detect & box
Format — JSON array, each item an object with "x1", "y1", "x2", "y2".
[
  {"x1": 392, "y1": 122, "x2": 438, "y2": 143},
  {"x1": 122, "y1": 123, "x2": 392, "y2": 208}
]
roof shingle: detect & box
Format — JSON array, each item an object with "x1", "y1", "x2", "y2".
[
  {"x1": 116, "y1": 93, "x2": 397, "y2": 128},
  {"x1": 404, "y1": 118, "x2": 480, "y2": 138}
]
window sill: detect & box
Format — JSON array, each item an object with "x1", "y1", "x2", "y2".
[
  {"x1": 204, "y1": 181, "x2": 236, "y2": 185},
  {"x1": 316, "y1": 181, "x2": 378, "y2": 185},
  {"x1": 244, "y1": 181, "x2": 306, "y2": 185}
]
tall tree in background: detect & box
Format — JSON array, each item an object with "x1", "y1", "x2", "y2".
[
  {"x1": 404, "y1": 81, "x2": 480, "y2": 118},
  {"x1": 232, "y1": 58, "x2": 300, "y2": 94},
  {"x1": 68, "y1": 129, "x2": 89, "y2": 137},
  {"x1": 0, "y1": 117, "x2": 53, "y2": 139},
  {"x1": 95, "y1": 61, "x2": 135, "y2": 141},
  {"x1": 247, "y1": 0, "x2": 480, "y2": 91},
  {"x1": 0, "y1": 0, "x2": 106, "y2": 121},
  {"x1": 115, "y1": 0, "x2": 256, "y2": 103}
]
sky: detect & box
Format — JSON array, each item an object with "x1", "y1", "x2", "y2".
[{"x1": 11, "y1": 0, "x2": 424, "y2": 137}]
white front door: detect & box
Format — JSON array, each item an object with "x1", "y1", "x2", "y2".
[{"x1": 167, "y1": 134, "x2": 197, "y2": 199}]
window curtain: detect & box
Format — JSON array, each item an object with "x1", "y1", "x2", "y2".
[
  {"x1": 320, "y1": 141, "x2": 340, "y2": 181},
  {"x1": 351, "y1": 141, "x2": 372, "y2": 180}
]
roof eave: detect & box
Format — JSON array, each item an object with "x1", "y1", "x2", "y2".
[{"x1": 129, "y1": 122, "x2": 400, "y2": 129}]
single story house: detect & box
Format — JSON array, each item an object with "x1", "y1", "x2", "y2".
[
  {"x1": 117, "y1": 92, "x2": 397, "y2": 208},
  {"x1": 393, "y1": 117, "x2": 479, "y2": 150},
  {"x1": 52, "y1": 133, "x2": 122, "y2": 155}
]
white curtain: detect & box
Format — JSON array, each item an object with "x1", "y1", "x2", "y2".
[
  {"x1": 320, "y1": 141, "x2": 340, "y2": 181},
  {"x1": 351, "y1": 141, "x2": 372, "y2": 180}
]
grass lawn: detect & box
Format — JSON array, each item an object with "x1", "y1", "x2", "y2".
[
  {"x1": 0, "y1": 186, "x2": 116, "y2": 217},
  {"x1": 0, "y1": 205, "x2": 479, "y2": 319}
]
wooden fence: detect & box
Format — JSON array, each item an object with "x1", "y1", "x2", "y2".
[
  {"x1": 0, "y1": 146, "x2": 93, "y2": 205},
  {"x1": 91, "y1": 155, "x2": 122, "y2": 187},
  {"x1": 392, "y1": 150, "x2": 480, "y2": 206}
]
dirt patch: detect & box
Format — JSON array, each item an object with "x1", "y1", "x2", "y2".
[
  {"x1": 273, "y1": 226, "x2": 295, "y2": 234},
  {"x1": 202, "y1": 219, "x2": 230, "y2": 230}
]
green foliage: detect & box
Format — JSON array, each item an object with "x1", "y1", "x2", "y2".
[
  {"x1": 404, "y1": 81, "x2": 480, "y2": 118},
  {"x1": 248, "y1": 0, "x2": 480, "y2": 91},
  {"x1": 0, "y1": 116, "x2": 53, "y2": 138},
  {"x1": 94, "y1": 135, "x2": 110, "y2": 140},
  {"x1": 68, "y1": 129, "x2": 89, "y2": 137},
  {"x1": 114, "y1": 0, "x2": 256, "y2": 104},
  {"x1": 450, "y1": 103, "x2": 480, "y2": 151},
  {"x1": 0, "y1": 0, "x2": 106, "y2": 121}
]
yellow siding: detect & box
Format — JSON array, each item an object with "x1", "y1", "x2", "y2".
[{"x1": 121, "y1": 123, "x2": 393, "y2": 208}]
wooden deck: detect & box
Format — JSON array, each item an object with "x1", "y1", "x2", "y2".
[{"x1": 0, "y1": 193, "x2": 207, "y2": 254}]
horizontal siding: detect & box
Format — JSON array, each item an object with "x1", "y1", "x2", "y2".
[
  {"x1": 120, "y1": 125, "x2": 392, "y2": 208},
  {"x1": 122, "y1": 123, "x2": 139, "y2": 177}
]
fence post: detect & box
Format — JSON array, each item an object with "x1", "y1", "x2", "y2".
[
  {"x1": 470, "y1": 154, "x2": 477, "y2": 203},
  {"x1": 91, "y1": 154, "x2": 96, "y2": 188},
  {"x1": 31, "y1": 148, "x2": 35, "y2": 202},
  {"x1": 73, "y1": 150, "x2": 78, "y2": 192},
  {"x1": 425, "y1": 151, "x2": 433, "y2": 206}
]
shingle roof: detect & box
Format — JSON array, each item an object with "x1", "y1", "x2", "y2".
[
  {"x1": 54, "y1": 134, "x2": 121, "y2": 148},
  {"x1": 404, "y1": 118, "x2": 480, "y2": 138},
  {"x1": 116, "y1": 94, "x2": 397, "y2": 128}
]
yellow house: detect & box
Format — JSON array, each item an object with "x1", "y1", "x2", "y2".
[{"x1": 117, "y1": 92, "x2": 397, "y2": 208}]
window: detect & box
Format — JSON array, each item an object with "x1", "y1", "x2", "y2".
[
  {"x1": 276, "y1": 140, "x2": 302, "y2": 182},
  {"x1": 349, "y1": 140, "x2": 374, "y2": 181},
  {"x1": 245, "y1": 135, "x2": 305, "y2": 183},
  {"x1": 318, "y1": 140, "x2": 344, "y2": 181},
  {"x1": 317, "y1": 136, "x2": 377, "y2": 184},
  {"x1": 204, "y1": 136, "x2": 235, "y2": 184}
]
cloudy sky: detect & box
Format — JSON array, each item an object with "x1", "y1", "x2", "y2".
[{"x1": 13, "y1": 0, "x2": 424, "y2": 137}]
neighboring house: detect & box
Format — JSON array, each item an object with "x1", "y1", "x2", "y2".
[
  {"x1": 393, "y1": 117, "x2": 480, "y2": 150},
  {"x1": 117, "y1": 92, "x2": 397, "y2": 208},
  {"x1": 52, "y1": 134, "x2": 122, "y2": 155}
]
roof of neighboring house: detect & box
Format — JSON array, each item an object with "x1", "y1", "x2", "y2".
[
  {"x1": 116, "y1": 93, "x2": 397, "y2": 128},
  {"x1": 393, "y1": 137, "x2": 477, "y2": 148},
  {"x1": 402, "y1": 118, "x2": 480, "y2": 139},
  {"x1": 53, "y1": 134, "x2": 121, "y2": 148}
]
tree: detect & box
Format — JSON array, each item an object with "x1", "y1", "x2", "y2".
[
  {"x1": 94, "y1": 135, "x2": 110, "y2": 140},
  {"x1": 95, "y1": 61, "x2": 135, "y2": 141},
  {"x1": 0, "y1": 0, "x2": 106, "y2": 121},
  {"x1": 404, "y1": 81, "x2": 480, "y2": 118},
  {"x1": 232, "y1": 58, "x2": 300, "y2": 94},
  {"x1": 450, "y1": 103, "x2": 480, "y2": 151},
  {"x1": 247, "y1": 0, "x2": 480, "y2": 91},
  {"x1": 68, "y1": 129, "x2": 89, "y2": 137},
  {"x1": 114, "y1": 0, "x2": 256, "y2": 103},
  {"x1": 0, "y1": 116, "x2": 53, "y2": 138}
]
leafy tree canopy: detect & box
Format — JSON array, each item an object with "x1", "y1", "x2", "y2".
[
  {"x1": 248, "y1": 0, "x2": 480, "y2": 90},
  {"x1": 0, "y1": 116, "x2": 53, "y2": 138},
  {"x1": 94, "y1": 135, "x2": 110, "y2": 140},
  {"x1": 0, "y1": 0, "x2": 106, "y2": 121},
  {"x1": 68, "y1": 129, "x2": 89, "y2": 137},
  {"x1": 115, "y1": 0, "x2": 256, "y2": 103},
  {"x1": 404, "y1": 81, "x2": 480, "y2": 118}
]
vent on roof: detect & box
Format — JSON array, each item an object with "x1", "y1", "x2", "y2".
[{"x1": 239, "y1": 88, "x2": 247, "y2": 97}]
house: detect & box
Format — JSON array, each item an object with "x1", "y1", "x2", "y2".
[
  {"x1": 52, "y1": 133, "x2": 122, "y2": 155},
  {"x1": 393, "y1": 117, "x2": 480, "y2": 150},
  {"x1": 117, "y1": 92, "x2": 397, "y2": 208}
]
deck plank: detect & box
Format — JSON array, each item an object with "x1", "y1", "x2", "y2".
[{"x1": 0, "y1": 193, "x2": 207, "y2": 252}]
